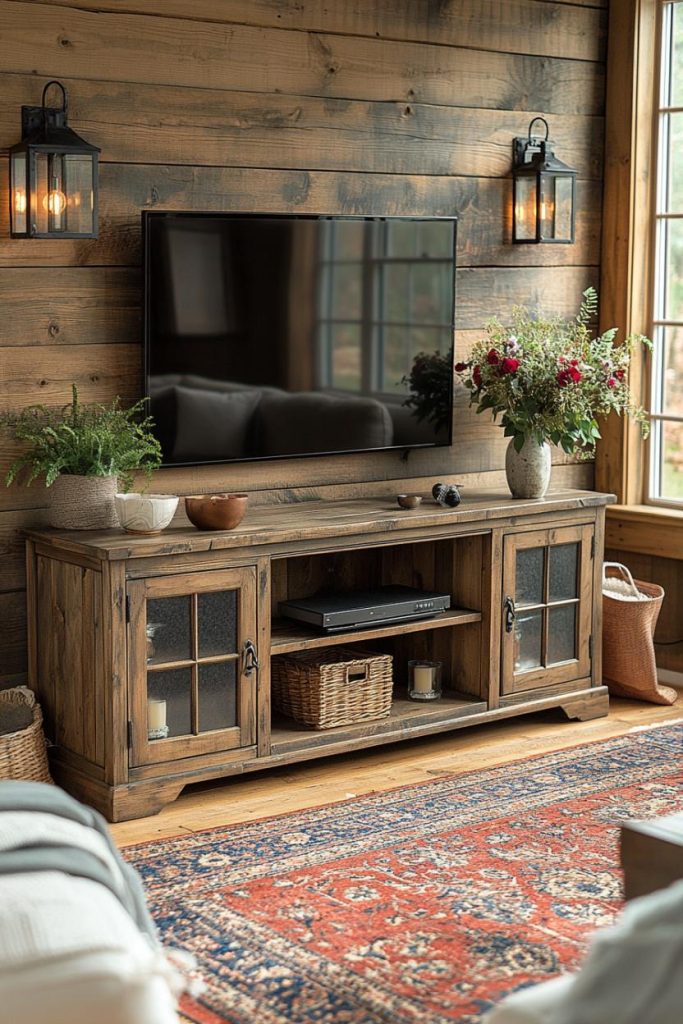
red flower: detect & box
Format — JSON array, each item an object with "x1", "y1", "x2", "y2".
[
  {"x1": 606, "y1": 377, "x2": 617, "y2": 389},
  {"x1": 499, "y1": 357, "x2": 520, "y2": 375},
  {"x1": 486, "y1": 348, "x2": 500, "y2": 365},
  {"x1": 454, "y1": 362, "x2": 469, "y2": 373},
  {"x1": 570, "y1": 359, "x2": 580, "y2": 366},
  {"x1": 472, "y1": 365, "x2": 482, "y2": 389},
  {"x1": 556, "y1": 365, "x2": 582, "y2": 388},
  {"x1": 615, "y1": 368, "x2": 625, "y2": 381}
]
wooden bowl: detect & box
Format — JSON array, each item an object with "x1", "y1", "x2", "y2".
[
  {"x1": 396, "y1": 494, "x2": 423, "y2": 510},
  {"x1": 185, "y1": 493, "x2": 249, "y2": 531}
]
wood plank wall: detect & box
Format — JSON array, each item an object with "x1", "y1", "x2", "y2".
[{"x1": 0, "y1": 0, "x2": 607, "y2": 679}]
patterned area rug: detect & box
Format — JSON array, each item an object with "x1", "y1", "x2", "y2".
[{"x1": 126, "y1": 724, "x2": 683, "y2": 1024}]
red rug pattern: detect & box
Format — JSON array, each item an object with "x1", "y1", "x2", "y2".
[{"x1": 125, "y1": 724, "x2": 683, "y2": 1023}]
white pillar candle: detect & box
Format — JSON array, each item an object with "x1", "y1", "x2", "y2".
[
  {"x1": 148, "y1": 698, "x2": 167, "y2": 732},
  {"x1": 413, "y1": 665, "x2": 435, "y2": 694}
]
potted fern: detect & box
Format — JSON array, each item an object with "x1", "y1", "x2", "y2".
[{"x1": 1, "y1": 386, "x2": 162, "y2": 529}]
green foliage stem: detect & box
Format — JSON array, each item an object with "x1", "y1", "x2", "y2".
[
  {"x1": 455, "y1": 288, "x2": 651, "y2": 459},
  {"x1": 0, "y1": 385, "x2": 162, "y2": 490}
]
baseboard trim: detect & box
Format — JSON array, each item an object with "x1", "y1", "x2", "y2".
[{"x1": 658, "y1": 668, "x2": 683, "y2": 689}]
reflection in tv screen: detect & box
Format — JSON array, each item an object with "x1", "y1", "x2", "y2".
[{"x1": 144, "y1": 213, "x2": 457, "y2": 465}]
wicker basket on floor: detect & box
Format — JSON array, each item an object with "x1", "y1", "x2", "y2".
[
  {"x1": 602, "y1": 564, "x2": 675, "y2": 706},
  {"x1": 0, "y1": 687, "x2": 53, "y2": 783},
  {"x1": 272, "y1": 647, "x2": 393, "y2": 730}
]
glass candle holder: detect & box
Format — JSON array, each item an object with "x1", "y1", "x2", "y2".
[{"x1": 408, "y1": 660, "x2": 442, "y2": 701}]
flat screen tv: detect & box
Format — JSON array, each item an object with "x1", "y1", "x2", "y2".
[{"x1": 143, "y1": 211, "x2": 457, "y2": 466}]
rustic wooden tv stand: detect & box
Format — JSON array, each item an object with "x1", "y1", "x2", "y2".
[{"x1": 26, "y1": 488, "x2": 613, "y2": 821}]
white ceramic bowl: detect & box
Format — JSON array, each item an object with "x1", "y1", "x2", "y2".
[{"x1": 114, "y1": 493, "x2": 179, "y2": 535}]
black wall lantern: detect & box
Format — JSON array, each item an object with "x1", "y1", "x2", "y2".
[
  {"x1": 9, "y1": 81, "x2": 100, "y2": 239},
  {"x1": 512, "y1": 117, "x2": 576, "y2": 244}
]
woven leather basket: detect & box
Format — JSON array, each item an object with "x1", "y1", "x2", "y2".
[
  {"x1": 602, "y1": 564, "x2": 675, "y2": 706},
  {"x1": 272, "y1": 647, "x2": 393, "y2": 730},
  {"x1": 0, "y1": 687, "x2": 53, "y2": 783}
]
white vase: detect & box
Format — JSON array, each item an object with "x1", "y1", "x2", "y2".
[
  {"x1": 505, "y1": 438, "x2": 551, "y2": 499},
  {"x1": 48, "y1": 475, "x2": 119, "y2": 529}
]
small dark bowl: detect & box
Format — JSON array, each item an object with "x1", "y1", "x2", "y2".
[
  {"x1": 185, "y1": 493, "x2": 249, "y2": 531},
  {"x1": 397, "y1": 494, "x2": 423, "y2": 510}
]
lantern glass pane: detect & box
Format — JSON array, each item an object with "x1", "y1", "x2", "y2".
[
  {"x1": 34, "y1": 151, "x2": 50, "y2": 235},
  {"x1": 63, "y1": 154, "x2": 95, "y2": 235},
  {"x1": 554, "y1": 176, "x2": 574, "y2": 241},
  {"x1": 10, "y1": 152, "x2": 27, "y2": 235},
  {"x1": 539, "y1": 174, "x2": 574, "y2": 241},
  {"x1": 514, "y1": 176, "x2": 537, "y2": 241}
]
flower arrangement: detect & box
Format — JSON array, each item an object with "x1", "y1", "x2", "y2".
[
  {"x1": 402, "y1": 350, "x2": 452, "y2": 434},
  {"x1": 455, "y1": 288, "x2": 651, "y2": 457},
  {"x1": 1, "y1": 385, "x2": 162, "y2": 489}
]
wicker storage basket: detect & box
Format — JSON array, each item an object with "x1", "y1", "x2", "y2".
[
  {"x1": 0, "y1": 686, "x2": 52, "y2": 783},
  {"x1": 602, "y1": 563, "x2": 675, "y2": 706},
  {"x1": 272, "y1": 647, "x2": 393, "y2": 730}
]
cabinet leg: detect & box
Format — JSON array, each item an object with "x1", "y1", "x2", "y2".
[
  {"x1": 110, "y1": 779, "x2": 187, "y2": 822},
  {"x1": 559, "y1": 686, "x2": 610, "y2": 722}
]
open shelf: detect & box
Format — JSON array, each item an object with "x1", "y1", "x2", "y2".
[
  {"x1": 270, "y1": 607, "x2": 482, "y2": 654},
  {"x1": 270, "y1": 691, "x2": 487, "y2": 755}
]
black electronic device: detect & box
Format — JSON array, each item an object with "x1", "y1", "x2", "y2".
[
  {"x1": 143, "y1": 212, "x2": 457, "y2": 466},
  {"x1": 279, "y1": 585, "x2": 451, "y2": 634}
]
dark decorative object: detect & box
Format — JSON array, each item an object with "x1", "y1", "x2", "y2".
[
  {"x1": 401, "y1": 351, "x2": 453, "y2": 434},
  {"x1": 9, "y1": 80, "x2": 100, "y2": 239},
  {"x1": 432, "y1": 483, "x2": 462, "y2": 508},
  {"x1": 512, "y1": 117, "x2": 576, "y2": 244}
]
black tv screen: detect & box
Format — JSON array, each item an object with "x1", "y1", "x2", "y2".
[{"x1": 144, "y1": 212, "x2": 456, "y2": 466}]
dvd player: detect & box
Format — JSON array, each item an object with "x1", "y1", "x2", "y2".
[{"x1": 279, "y1": 585, "x2": 451, "y2": 633}]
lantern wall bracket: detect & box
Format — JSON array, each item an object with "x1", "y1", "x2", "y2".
[{"x1": 512, "y1": 117, "x2": 551, "y2": 168}]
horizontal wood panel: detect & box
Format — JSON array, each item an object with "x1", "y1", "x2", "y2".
[
  {"x1": 0, "y1": 507, "x2": 47, "y2": 591},
  {"x1": 0, "y1": 591, "x2": 27, "y2": 676},
  {"x1": 0, "y1": 73, "x2": 604, "y2": 180},
  {"x1": 0, "y1": 343, "x2": 140, "y2": 407},
  {"x1": 0, "y1": 269, "x2": 139, "y2": 346},
  {"x1": 0, "y1": 4, "x2": 605, "y2": 115},
  {"x1": 0, "y1": 447, "x2": 592, "y2": 517},
  {"x1": 0, "y1": 264, "x2": 595, "y2": 349},
  {"x1": 0, "y1": 165, "x2": 602, "y2": 270},
  {"x1": 13, "y1": 0, "x2": 606, "y2": 61}
]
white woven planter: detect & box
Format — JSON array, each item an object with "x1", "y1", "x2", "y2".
[{"x1": 48, "y1": 475, "x2": 119, "y2": 530}]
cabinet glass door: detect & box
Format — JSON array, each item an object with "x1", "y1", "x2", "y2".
[
  {"x1": 502, "y1": 525, "x2": 593, "y2": 694},
  {"x1": 128, "y1": 566, "x2": 257, "y2": 767}
]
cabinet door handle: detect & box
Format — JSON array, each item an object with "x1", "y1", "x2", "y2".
[
  {"x1": 504, "y1": 596, "x2": 516, "y2": 634},
  {"x1": 243, "y1": 639, "x2": 259, "y2": 676}
]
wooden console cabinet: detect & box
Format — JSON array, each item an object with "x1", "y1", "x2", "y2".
[{"x1": 25, "y1": 489, "x2": 613, "y2": 821}]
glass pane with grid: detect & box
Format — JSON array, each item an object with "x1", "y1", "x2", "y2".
[
  {"x1": 512, "y1": 542, "x2": 579, "y2": 674},
  {"x1": 650, "y1": 2, "x2": 683, "y2": 506},
  {"x1": 316, "y1": 220, "x2": 454, "y2": 395},
  {"x1": 146, "y1": 589, "x2": 240, "y2": 741}
]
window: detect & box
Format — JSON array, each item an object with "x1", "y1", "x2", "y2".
[
  {"x1": 651, "y1": 1, "x2": 683, "y2": 506},
  {"x1": 316, "y1": 220, "x2": 454, "y2": 396}
]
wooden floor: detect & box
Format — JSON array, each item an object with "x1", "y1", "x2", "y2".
[{"x1": 112, "y1": 693, "x2": 683, "y2": 848}]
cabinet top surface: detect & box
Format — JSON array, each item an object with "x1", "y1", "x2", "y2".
[{"x1": 26, "y1": 488, "x2": 615, "y2": 562}]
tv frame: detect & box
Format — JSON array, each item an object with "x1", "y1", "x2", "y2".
[{"x1": 142, "y1": 210, "x2": 458, "y2": 467}]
